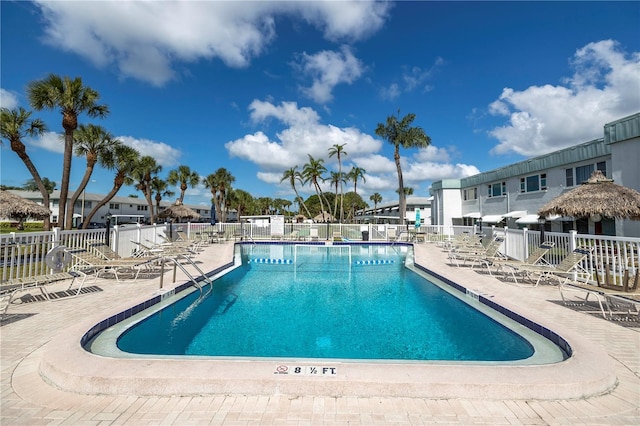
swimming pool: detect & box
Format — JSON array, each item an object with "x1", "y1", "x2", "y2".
[
  {"x1": 89, "y1": 243, "x2": 565, "y2": 364},
  {"x1": 41, "y1": 242, "x2": 618, "y2": 399}
]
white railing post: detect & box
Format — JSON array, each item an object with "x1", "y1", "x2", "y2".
[
  {"x1": 52, "y1": 228, "x2": 60, "y2": 247},
  {"x1": 569, "y1": 230, "x2": 577, "y2": 252},
  {"x1": 522, "y1": 227, "x2": 529, "y2": 260}
]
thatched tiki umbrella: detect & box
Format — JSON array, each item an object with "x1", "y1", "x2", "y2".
[
  {"x1": 157, "y1": 201, "x2": 201, "y2": 240},
  {"x1": 157, "y1": 201, "x2": 202, "y2": 222},
  {"x1": 537, "y1": 170, "x2": 640, "y2": 221},
  {"x1": 0, "y1": 189, "x2": 51, "y2": 229}
]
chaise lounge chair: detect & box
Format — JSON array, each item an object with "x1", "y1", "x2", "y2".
[
  {"x1": 485, "y1": 241, "x2": 556, "y2": 282},
  {"x1": 66, "y1": 247, "x2": 159, "y2": 282},
  {"x1": 447, "y1": 235, "x2": 506, "y2": 269},
  {"x1": 505, "y1": 246, "x2": 593, "y2": 287},
  {"x1": 1, "y1": 270, "x2": 87, "y2": 314}
]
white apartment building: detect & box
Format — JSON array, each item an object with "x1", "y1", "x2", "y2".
[
  {"x1": 6, "y1": 191, "x2": 215, "y2": 226},
  {"x1": 354, "y1": 197, "x2": 433, "y2": 225},
  {"x1": 430, "y1": 113, "x2": 640, "y2": 237}
]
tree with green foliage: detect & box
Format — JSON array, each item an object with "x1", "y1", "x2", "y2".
[
  {"x1": 281, "y1": 166, "x2": 312, "y2": 219},
  {"x1": 329, "y1": 171, "x2": 346, "y2": 221},
  {"x1": 0, "y1": 107, "x2": 51, "y2": 229},
  {"x1": 83, "y1": 144, "x2": 140, "y2": 226},
  {"x1": 302, "y1": 155, "x2": 329, "y2": 221},
  {"x1": 28, "y1": 74, "x2": 109, "y2": 230},
  {"x1": 228, "y1": 189, "x2": 254, "y2": 219},
  {"x1": 370, "y1": 192, "x2": 382, "y2": 221},
  {"x1": 167, "y1": 165, "x2": 200, "y2": 204},
  {"x1": 66, "y1": 124, "x2": 119, "y2": 229},
  {"x1": 203, "y1": 168, "x2": 235, "y2": 222},
  {"x1": 328, "y1": 143, "x2": 347, "y2": 222},
  {"x1": 375, "y1": 111, "x2": 430, "y2": 223},
  {"x1": 130, "y1": 156, "x2": 161, "y2": 224},
  {"x1": 24, "y1": 177, "x2": 56, "y2": 193},
  {"x1": 151, "y1": 177, "x2": 175, "y2": 218},
  {"x1": 346, "y1": 166, "x2": 366, "y2": 220}
]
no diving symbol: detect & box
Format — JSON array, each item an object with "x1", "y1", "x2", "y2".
[{"x1": 275, "y1": 365, "x2": 288, "y2": 374}]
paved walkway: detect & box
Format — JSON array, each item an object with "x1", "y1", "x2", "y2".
[{"x1": 1, "y1": 241, "x2": 638, "y2": 425}]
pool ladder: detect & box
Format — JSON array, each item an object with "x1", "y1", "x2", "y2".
[{"x1": 158, "y1": 253, "x2": 214, "y2": 296}]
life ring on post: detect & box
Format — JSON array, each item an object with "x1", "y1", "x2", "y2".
[{"x1": 45, "y1": 246, "x2": 71, "y2": 272}]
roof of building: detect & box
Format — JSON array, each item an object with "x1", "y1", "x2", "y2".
[{"x1": 604, "y1": 112, "x2": 640, "y2": 145}]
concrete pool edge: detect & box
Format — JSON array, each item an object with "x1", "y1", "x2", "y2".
[
  {"x1": 37, "y1": 317, "x2": 616, "y2": 400},
  {"x1": 31, "y1": 244, "x2": 618, "y2": 401}
]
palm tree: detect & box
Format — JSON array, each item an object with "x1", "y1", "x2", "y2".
[
  {"x1": 329, "y1": 171, "x2": 346, "y2": 220},
  {"x1": 370, "y1": 192, "x2": 382, "y2": 222},
  {"x1": 167, "y1": 165, "x2": 200, "y2": 204},
  {"x1": 151, "y1": 177, "x2": 175, "y2": 218},
  {"x1": 203, "y1": 168, "x2": 235, "y2": 222},
  {"x1": 229, "y1": 189, "x2": 254, "y2": 219},
  {"x1": 28, "y1": 74, "x2": 109, "y2": 229},
  {"x1": 328, "y1": 143, "x2": 347, "y2": 222},
  {"x1": 347, "y1": 166, "x2": 366, "y2": 221},
  {"x1": 348, "y1": 166, "x2": 366, "y2": 195},
  {"x1": 65, "y1": 124, "x2": 119, "y2": 229},
  {"x1": 0, "y1": 107, "x2": 51, "y2": 229},
  {"x1": 302, "y1": 155, "x2": 328, "y2": 221},
  {"x1": 130, "y1": 156, "x2": 161, "y2": 224},
  {"x1": 24, "y1": 177, "x2": 56, "y2": 193},
  {"x1": 281, "y1": 166, "x2": 312, "y2": 218},
  {"x1": 375, "y1": 111, "x2": 430, "y2": 223},
  {"x1": 83, "y1": 144, "x2": 140, "y2": 226}
]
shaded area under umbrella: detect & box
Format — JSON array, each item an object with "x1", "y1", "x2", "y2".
[
  {"x1": 157, "y1": 201, "x2": 202, "y2": 240},
  {"x1": 537, "y1": 170, "x2": 640, "y2": 220},
  {"x1": 0, "y1": 189, "x2": 51, "y2": 229}
]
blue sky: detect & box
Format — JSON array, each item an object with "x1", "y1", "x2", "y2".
[{"x1": 2, "y1": 1, "x2": 639, "y2": 208}]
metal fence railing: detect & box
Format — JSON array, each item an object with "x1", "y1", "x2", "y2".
[{"x1": 1, "y1": 222, "x2": 638, "y2": 289}]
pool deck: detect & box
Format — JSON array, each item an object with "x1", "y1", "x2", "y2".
[{"x1": 1, "y1": 241, "x2": 638, "y2": 425}]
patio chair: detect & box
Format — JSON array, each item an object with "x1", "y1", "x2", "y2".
[
  {"x1": 286, "y1": 230, "x2": 300, "y2": 241},
  {"x1": 309, "y1": 228, "x2": 319, "y2": 241},
  {"x1": 485, "y1": 241, "x2": 556, "y2": 281},
  {"x1": 447, "y1": 236, "x2": 506, "y2": 269},
  {"x1": 65, "y1": 247, "x2": 158, "y2": 282},
  {"x1": 1, "y1": 270, "x2": 87, "y2": 314},
  {"x1": 506, "y1": 246, "x2": 593, "y2": 287}
]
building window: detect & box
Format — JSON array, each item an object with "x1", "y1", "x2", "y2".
[
  {"x1": 136, "y1": 205, "x2": 148, "y2": 211},
  {"x1": 463, "y1": 187, "x2": 477, "y2": 201},
  {"x1": 109, "y1": 203, "x2": 120, "y2": 209},
  {"x1": 520, "y1": 174, "x2": 547, "y2": 193},
  {"x1": 565, "y1": 168, "x2": 574, "y2": 187},
  {"x1": 575, "y1": 164, "x2": 594, "y2": 184},
  {"x1": 596, "y1": 161, "x2": 606, "y2": 175},
  {"x1": 488, "y1": 182, "x2": 505, "y2": 198}
]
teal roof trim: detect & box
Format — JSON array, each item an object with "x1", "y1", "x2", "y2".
[
  {"x1": 461, "y1": 138, "x2": 609, "y2": 187},
  {"x1": 430, "y1": 179, "x2": 461, "y2": 190},
  {"x1": 604, "y1": 112, "x2": 640, "y2": 144}
]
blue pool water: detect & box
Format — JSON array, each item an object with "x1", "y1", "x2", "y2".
[{"x1": 116, "y1": 244, "x2": 535, "y2": 361}]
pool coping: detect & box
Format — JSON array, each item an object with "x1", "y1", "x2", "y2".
[{"x1": 36, "y1": 243, "x2": 618, "y2": 400}]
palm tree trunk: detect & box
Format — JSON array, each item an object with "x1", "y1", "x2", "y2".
[
  {"x1": 394, "y1": 145, "x2": 405, "y2": 224},
  {"x1": 11, "y1": 140, "x2": 52, "y2": 230},
  {"x1": 83, "y1": 178, "x2": 123, "y2": 226},
  {"x1": 65, "y1": 161, "x2": 96, "y2": 229},
  {"x1": 57, "y1": 129, "x2": 75, "y2": 229}
]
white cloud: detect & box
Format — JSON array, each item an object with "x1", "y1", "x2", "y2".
[
  {"x1": 117, "y1": 135, "x2": 182, "y2": 167},
  {"x1": 489, "y1": 40, "x2": 640, "y2": 156},
  {"x1": 349, "y1": 154, "x2": 396, "y2": 174},
  {"x1": 226, "y1": 100, "x2": 382, "y2": 174},
  {"x1": 30, "y1": 131, "x2": 63, "y2": 153},
  {"x1": 0, "y1": 88, "x2": 19, "y2": 109},
  {"x1": 379, "y1": 57, "x2": 444, "y2": 100},
  {"x1": 34, "y1": 1, "x2": 390, "y2": 86},
  {"x1": 295, "y1": 45, "x2": 364, "y2": 103}
]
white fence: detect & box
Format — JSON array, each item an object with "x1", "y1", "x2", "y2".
[{"x1": 1, "y1": 222, "x2": 638, "y2": 289}]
